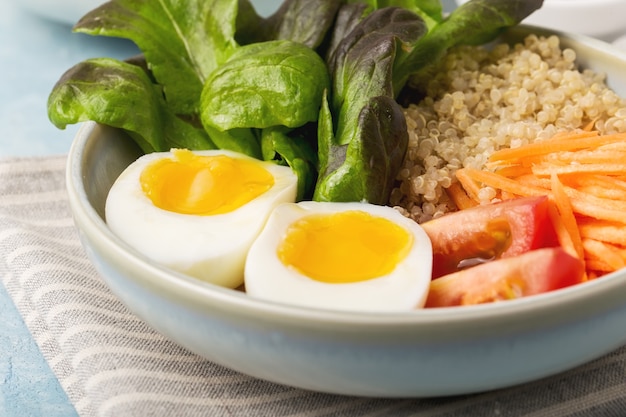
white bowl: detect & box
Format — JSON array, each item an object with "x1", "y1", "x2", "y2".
[
  {"x1": 456, "y1": 0, "x2": 626, "y2": 39},
  {"x1": 66, "y1": 26, "x2": 626, "y2": 397}
]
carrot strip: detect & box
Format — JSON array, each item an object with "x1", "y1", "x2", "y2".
[
  {"x1": 584, "y1": 259, "x2": 614, "y2": 274},
  {"x1": 576, "y1": 185, "x2": 626, "y2": 201},
  {"x1": 492, "y1": 164, "x2": 533, "y2": 178},
  {"x1": 567, "y1": 197, "x2": 626, "y2": 224},
  {"x1": 564, "y1": 186, "x2": 626, "y2": 212},
  {"x1": 539, "y1": 150, "x2": 626, "y2": 165},
  {"x1": 515, "y1": 174, "x2": 551, "y2": 190},
  {"x1": 550, "y1": 173, "x2": 585, "y2": 269},
  {"x1": 563, "y1": 174, "x2": 626, "y2": 192},
  {"x1": 489, "y1": 131, "x2": 626, "y2": 164},
  {"x1": 582, "y1": 239, "x2": 626, "y2": 271},
  {"x1": 532, "y1": 163, "x2": 626, "y2": 177},
  {"x1": 454, "y1": 168, "x2": 482, "y2": 203},
  {"x1": 445, "y1": 182, "x2": 478, "y2": 210},
  {"x1": 578, "y1": 218, "x2": 626, "y2": 246},
  {"x1": 582, "y1": 118, "x2": 599, "y2": 131},
  {"x1": 460, "y1": 168, "x2": 547, "y2": 198},
  {"x1": 547, "y1": 198, "x2": 578, "y2": 259},
  {"x1": 597, "y1": 142, "x2": 626, "y2": 151}
]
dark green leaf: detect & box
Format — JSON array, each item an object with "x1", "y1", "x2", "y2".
[
  {"x1": 394, "y1": 0, "x2": 544, "y2": 91},
  {"x1": 313, "y1": 7, "x2": 425, "y2": 204},
  {"x1": 324, "y1": 3, "x2": 371, "y2": 61},
  {"x1": 328, "y1": 7, "x2": 426, "y2": 144},
  {"x1": 347, "y1": 0, "x2": 443, "y2": 29},
  {"x1": 444, "y1": 0, "x2": 543, "y2": 45},
  {"x1": 236, "y1": 0, "x2": 343, "y2": 50},
  {"x1": 314, "y1": 95, "x2": 408, "y2": 204}
]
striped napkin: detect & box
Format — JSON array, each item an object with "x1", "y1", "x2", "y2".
[{"x1": 1, "y1": 155, "x2": 625, "y2": 417}]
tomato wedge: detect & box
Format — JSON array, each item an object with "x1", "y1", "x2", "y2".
[
  {"x1": 421, "y1": 195, "x2": 560, "y2": 278},
  {"x1": 424, "y1": 247, "x2": 584, "y2": 308}
]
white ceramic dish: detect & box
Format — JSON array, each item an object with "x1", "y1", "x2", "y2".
[
  {"x1": 457, "y1": 0, "x2": 626, "y2": 39},
  {"x1": 65, "y1": 26, "x2": 626, "y2": 397}
]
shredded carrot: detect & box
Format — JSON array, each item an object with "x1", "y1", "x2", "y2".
[
  {"x1": 585, "y1": 259, "x2": 615, "y2": 274},
  {"x1": 576, "y1": 185, "x2": 626, "y2": 201},
  {"x1": 582, "y1": 239, "x2": 626, "y2": 271},
  {"x1": 539, "y1": 150, "x2": 626, "y2": 165},
  {"x1": 550, "y1": 173, "x2": 586, "y2": 275},
  {"x1": 454, "y1": 168, "x2": 483, "y2": 202},
  {"x1": 488, "y1": 131, "x2": 626, "y2": 165},
  {"x1": 578, "y1": 218, "x2": 626, "y2": 246},
  {"x1": 582, "y1": 118, "x2": 599, "y2": 131},
  {"x1": 515, "y1": 174, "x2": 551, "y2": 189},
  {"x1": 532, "y1": 163, "x2": 626, "y2": 177},
  {"x1": 563, "y1": 174, "x2": 626, "y2": 194},
  {"x1": 458, "y1": 167, "x2": 547, "y2": 198},
  {"x1": 445, "y1": 182, "x2": 478, "y2": 210},
  {"x1": 597, "y1": 142, "x2": 626, "y2": 152},
  {"x1": 564, "y1": 174, "x2": 626, "y2": 188},
  {"x1": 564, "y1": 186, "x2": 626, "y2": 214},
  {"x1": 493, "y1": 164, "x2": 533, "y2": 178},
  {"x1": 546, "y1": 199, "x2": 577, "y2": 259},
  {"x1": 455, "y1": 129, "x2": 626, "y2": 278}
]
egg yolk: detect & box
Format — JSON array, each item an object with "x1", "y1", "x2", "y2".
[
  {"x1": 277, "y1": 210, "x2": 413, "y2": 283},
  {"x1": 140, "y1": 149, "x2": 274, "y2": 215}
]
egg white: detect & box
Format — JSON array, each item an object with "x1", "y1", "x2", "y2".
[
  {"x1": 244, "y1": 201, "x2": 433, "y2": 312},
  {"x1": 105, "y1": 149, "x2": 298, "y2": 288}
]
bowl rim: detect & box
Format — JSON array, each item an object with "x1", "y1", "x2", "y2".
[{"x1": 65, "y1": 25, "x2": 626, "y2": 337}]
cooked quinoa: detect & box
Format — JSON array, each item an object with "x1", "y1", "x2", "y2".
[{"x1": 391, "y1": 34, "x2": 626, "y2": 224}]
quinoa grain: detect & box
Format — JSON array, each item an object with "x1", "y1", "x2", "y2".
[{"x1": 392, "y1": 34, "x2": 626, "y2": 223}]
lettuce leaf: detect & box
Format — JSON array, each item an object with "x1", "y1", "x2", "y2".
[
  {"x1": 314, "y1": 7, "x2": 426, "y2": 204},
  {"x1": 47, "y1": 0, "x2": 544, "y2": 204},
  {"x1": 74, "y1": 0, "x2": 239, "y2": 115},
  {"x1": 200, "y1": 40, "x2": 329, "y2": 131},
  {"x1": 47, "y1": 57, "x2": 214, "y2": 153}
]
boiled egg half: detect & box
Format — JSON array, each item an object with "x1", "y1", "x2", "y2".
[
  {"x1": 105, "y1": 148, "x2": 298, "y2": 288},
  {"x1": 244, "y1": 201, "x2": 433, "y2": 312}
]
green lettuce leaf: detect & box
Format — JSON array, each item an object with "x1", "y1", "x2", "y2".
[
  {"x1": 394, "y1": 0, "x2": 544, "y2": 92},
  {"x1": 328, "y1": 7, "x2": 427, "y2": 145},
  {"x1": 47, "y1": 57, "x2": 214, "y2": 153},
  {"x1": 314, "y1": 8, "x2": 426, "y2": 204},
  {"x1": 261, "y1": 125, "x2": 319, "y2": 201},
  {"x1": 347, "y1": 0, "x2": 444, "y2": 29},
  {"x1": 200, "y1": 40, "x2": 329, "y2": 131},
  {"x1": 74, "y1": 0, "x2": 240, "y2": 115},
  {"x1": 314, "y1": 94, "x2": 409, "y2": 203}
]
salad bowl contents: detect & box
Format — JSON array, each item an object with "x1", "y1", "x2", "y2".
[{"x1": 56, "y1": 0, "x2": 626, "y2": 397}]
